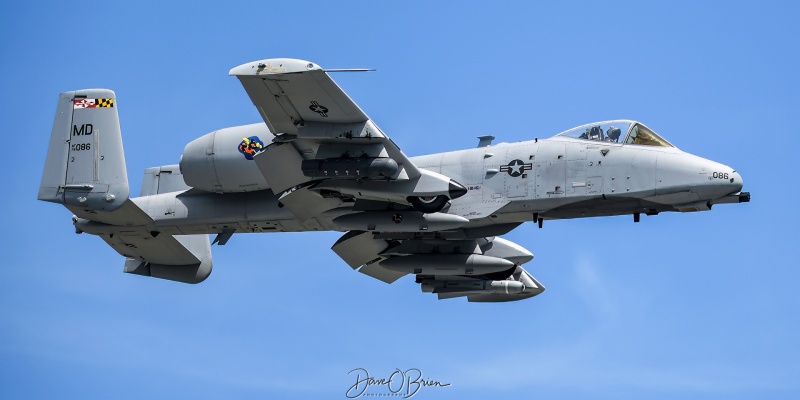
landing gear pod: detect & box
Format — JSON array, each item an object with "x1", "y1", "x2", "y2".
[
  {"x1": 408, "y1": 195, "x2": 449, "y2": 213},
  {"x1": 407, "y1": 180, "x2": 467, "y2": 213}
]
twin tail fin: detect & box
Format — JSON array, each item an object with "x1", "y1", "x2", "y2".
[{"x1": 38, "y1": 89, "x2": 129, "y2": 211}]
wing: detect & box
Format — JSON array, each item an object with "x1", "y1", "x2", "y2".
[
  {"x1": 230, "y1": 58, "x2": 420, "y2": 181},
  {"x1": 331, "y1": 225, "x2": 545, "y2": 302},
  {"x1": 230, "y1": 59, "x2": 541, "y2": 301},
  {"x1": 229, "y1": 58, "x2": 466, "y2": 216}
]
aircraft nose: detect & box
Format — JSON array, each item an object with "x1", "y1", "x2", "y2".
[
  {"x1": 698, "y1": 160, "x2": 743, "y2": 200},
  {"x1": 730, "y1": 170, "x2": 744, "y2": 193},
  {"x1": 656, "y1": 152, "x2": 748, "y2": 206}
]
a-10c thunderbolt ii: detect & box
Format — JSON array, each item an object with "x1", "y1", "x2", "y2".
[{"x1": 38, "y1": 58, "x2": 750, "y2": 302}]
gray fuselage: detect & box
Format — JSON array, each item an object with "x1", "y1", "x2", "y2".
[{"x1": 76, "y1": 132, "x2": 743, "y2": 238}]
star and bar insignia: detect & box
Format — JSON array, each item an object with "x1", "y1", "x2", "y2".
[
  {"x1": 309, "y1": 101, "x2": 329, "y2": 117},
  {"x1": 500, "y1": 159, "x2": 533, "y2": 177},
  {"x1": 73, "y1": 98, "x2": 114, "y2": 109}
]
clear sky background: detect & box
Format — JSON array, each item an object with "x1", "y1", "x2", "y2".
[{"x1": 1, "y1": 1, "x2": 798, "y2": 399}]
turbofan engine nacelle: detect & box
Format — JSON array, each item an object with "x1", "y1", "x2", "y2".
[{"x1": 180, "y1": 123, "x2": 272, "y2": 193}]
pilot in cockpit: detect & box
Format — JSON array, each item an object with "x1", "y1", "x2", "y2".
[
  {"x1": 605, "y1": 126, "x2": 621, "y2": 142},
  {"x1": 588, "y1": 126, "x2": 603, "y2": 140},
  {"x1": 580, "y1": 126, "x2": 605, "y2": 141}
]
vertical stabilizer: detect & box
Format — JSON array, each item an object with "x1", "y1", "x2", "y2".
[{"x1": 38, "y1": 89, "x2": 129, "y2": 211}]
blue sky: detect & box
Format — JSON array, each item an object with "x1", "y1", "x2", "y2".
[{"x1": 2, "y1": 1, "x2": 799, "y2": 399}]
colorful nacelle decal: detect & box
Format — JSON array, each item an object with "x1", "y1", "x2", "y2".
[{"x1": 238, "y1": 136, "x2": 267, "y2": 160}]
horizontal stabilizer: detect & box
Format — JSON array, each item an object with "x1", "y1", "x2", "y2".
[
  {"x1": 100, "y1": 231, "x2": 212, "y2": 284},
  {"x1": 72, "y1": 199, "x2": 154, "y2": 226},
  {"x1": 140, "y1": 164, "x2": 191, "y2": 196}
]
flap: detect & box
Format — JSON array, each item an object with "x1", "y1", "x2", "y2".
[
  {"x1": 331, "y1": 230, "x2": 407, "y2": 284},
  {"x1": 278, "y1": 185, "x2": 346, "y2": 223},
  {"x1": 253, "y1": 141, "x2": 313, "y2": 193},
  {"x1": 332, "y1": 231, "x2": 389, "y2": 269},
  {"x1": 358, "y1": 262, "x2": 407, "y2": 284}
]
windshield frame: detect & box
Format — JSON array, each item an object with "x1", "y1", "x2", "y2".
[{"x1": 622, "y1": 122, "x2": 674, "y2": 148}]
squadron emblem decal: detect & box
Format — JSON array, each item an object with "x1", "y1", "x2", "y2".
[
  {"x1": 309, "y1": 101, "x2": 329, "y2": 117},
  {"x1": 500, "y1": 159, "x2": 532, "y2": 177},
  {"x1": 238, "y1": 136, "x2": 267, "y2": 160},
  {"x1": 255, "y1": 62, "x2": 286, "y2": 74}
]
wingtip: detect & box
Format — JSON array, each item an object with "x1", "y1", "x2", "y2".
[{"x1": 229, "y1": 58, "x2": 322, "y2": 76}]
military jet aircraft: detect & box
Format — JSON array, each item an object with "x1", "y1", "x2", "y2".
[{"x1": 38, "y1": 58, "x2": 750, "y2": 302}]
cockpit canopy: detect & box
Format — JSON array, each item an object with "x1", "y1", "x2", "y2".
[{"x1": 554, "y1": 120, "x2": 674, "y2": 148}]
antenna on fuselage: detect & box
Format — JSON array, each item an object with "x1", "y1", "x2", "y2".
[{"x1": 477, "y1": 135, "x2": 495, "y2": 148}]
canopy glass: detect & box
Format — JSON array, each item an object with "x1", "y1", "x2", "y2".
[{"x1": 554, "y1": 120, "x2": 673, "y2": 148}]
